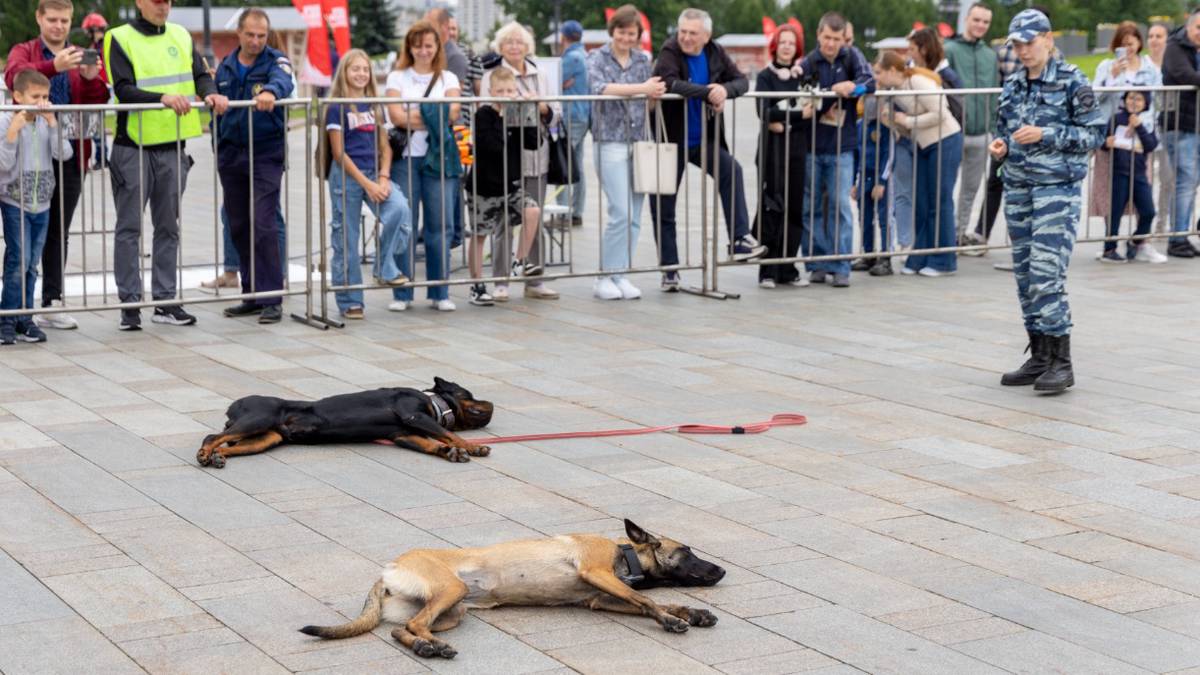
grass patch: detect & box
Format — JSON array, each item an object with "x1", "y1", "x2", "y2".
[{"x1": 1066, "y1": 52, "x2": 1108, "y2": 78}]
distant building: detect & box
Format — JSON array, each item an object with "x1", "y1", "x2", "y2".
[
  {"x1": 714, "y1": 34, "x2": 769, "y2": 76},
  {"x1": 460, "y1": 0, "x2": 512, "y2": 49},
  {"x1": 166, "y1": 7, "x2": 307, "y2": 67}
]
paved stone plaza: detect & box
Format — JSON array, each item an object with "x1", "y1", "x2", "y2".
[{"x1": 3, "y1": 120, "x2": 1200, "y2": 674}]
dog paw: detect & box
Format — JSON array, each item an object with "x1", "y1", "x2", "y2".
[
  {"x1": 441, "y1": 446, "x2": 470, "y2": 463},
  {"x1": 412, "y1": 638, "x2": 457, "y2": 659},
  {"x1": 467, "y1": 444, "x2": 491, "y2": 457},
  {"x1": 686, "y1": 608, "x2": 718, "y2": 627},
  {"x1": 661, "y1": 615, "x2": 690, "y2": 633},
  {"x1": 196, "y1": 449, "x2": 212, "y2": 467},
  {"x1": 209, "y1": 453, "x2": 226, "y2": 469}
]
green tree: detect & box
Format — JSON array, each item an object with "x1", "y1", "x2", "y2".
[
  {"x1": 347, "y1": 0, "x2": 396, "y2": 56},
  {"x1": 782, "y1": 0, "x2": 939, "y2": 58}
]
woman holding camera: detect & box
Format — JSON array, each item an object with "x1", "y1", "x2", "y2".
[{"x1": 1089, "y1": 22, "x2": 1160, "y2": 235}]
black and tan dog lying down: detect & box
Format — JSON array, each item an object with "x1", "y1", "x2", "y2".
[
  {"x1": 196, "y1": 378, "x2": 494, "y2": 468},
  {"x1": 300, "y1": 520, "x2": 725, "y2": 658}
]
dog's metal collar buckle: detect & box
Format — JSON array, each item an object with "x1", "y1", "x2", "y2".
[
  {"x1": 423, "y1": 391, "x2": 456, "y2": 429},
  {"x1": 617, "y1": 544, "x2": 645, "y2": 588}
]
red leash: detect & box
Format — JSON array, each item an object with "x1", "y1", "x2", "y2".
[{"x1": 373, "y1": 413, "x2": 807, "y2": 447}]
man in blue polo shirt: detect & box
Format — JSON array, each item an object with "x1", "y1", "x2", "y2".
[{"x1": 214, "y1": 8, "x2": 294, "y2": 324}]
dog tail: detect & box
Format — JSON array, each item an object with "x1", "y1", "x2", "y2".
[{"x1": 299, "y1": 579, "x2": 386, "y2": 639}]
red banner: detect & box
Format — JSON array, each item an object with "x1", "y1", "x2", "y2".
[
  {"x1": 762, "y1": 16, "x2": 777, "y2": 36},
  {"x1": 292, "y1": 0, "x2": 331, "y2": 86},
  {"x1": 322, "y1": 0, "x2": 352, "y2": 59}
]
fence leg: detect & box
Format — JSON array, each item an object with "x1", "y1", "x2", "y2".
[
  {"x1": 292, "y1": 96, "x2": 340, "y2": 329},
  {"x1": 682, "y1": 104, "x2": 738, "y2": 300}
]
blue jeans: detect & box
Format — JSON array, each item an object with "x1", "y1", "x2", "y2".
[
  {"x1": 905, "y1": 132, "x2": 962, "y2": 273},
  {"x1": 1163, "y1": 131, "x2": 1200, "y2": 243},
  {"x1": 891, "y1": 138, "x2": 915, "y2": 249},
  {"x1": 859, "y1": 144, "x2": 889, "y2": 254},
  {"x1": 802, "y1": 151, "x2": 855, "y2": 275},
  {"x1": 392, "y1": 158, "x2": 456, "y2": 301},
  {"x1": 221, "y1": 204, "x2": 288, "y2": 273},
  {"x1": 1, "y1": 204, "x2": 50, "y2": 326},
  {"x1": 1108, "y1": 170, "x2": 1155, "y2": 252},
  {"x1": 595, "y1": 142, "x2": 643, "y2": 273},
  {"x1": 558, "y1": 118, "x2": 589, "y2": 219},
  {"x1": 328, "y1": 164, "x2": 411, "y2": 313}
]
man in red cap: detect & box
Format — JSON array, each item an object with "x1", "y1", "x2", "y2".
[{"x1": 4, "y1": 0, "x2": 110, "y2": 331}]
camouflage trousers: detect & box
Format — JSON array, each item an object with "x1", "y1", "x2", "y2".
[{"x1": 1004, "y1": 183, "x2": 1079, "y2": 337}]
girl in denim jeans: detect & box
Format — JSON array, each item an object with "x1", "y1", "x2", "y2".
[{"x1": 326, "y1": 49, "x2": 412, "y2": 320}]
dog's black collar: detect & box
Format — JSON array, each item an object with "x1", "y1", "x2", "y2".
[
  {"x1": 617, "y1": 544, "x2": 646, "y2": 588},
  {"x1": 423, "y1": 391, "x2": 456, "y2": 429}
]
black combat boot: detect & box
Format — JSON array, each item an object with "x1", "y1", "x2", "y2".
[
  {"x1": 1033, "y1": 334, "x2": 1074, "y2": 393},
  {"x1": 1000, "y1": 331, "x2": 1050, "y2": 386}
]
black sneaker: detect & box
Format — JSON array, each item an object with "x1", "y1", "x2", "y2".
[
  {"x1": 223, "y1": 301, "x2": 263, "y2": 317},
  {"x1": 850, "y1": 258, "x2": 873, "y2": 272},
  {"x1": 869, "y1": 259, "x2": 894, "y2": 276},
  {"x1": 732, "y1": 234, "x2": 767, "y2": 261},
  {"x1": 831, "y1": 273, "x2": 851, "y2": 288},
  {"x1": 1168, "y1": 242, "x2": 1196, "y2": 259},
  {"x1": 152, "y1": 305, "x2": 197, "y2": 326},
  {"x1": 16, "y1": 320, "x2": 46, "y2": 343},
  {"x1": 257, "y1": 305, "x2": 282, "y2": 324},
  {"x1": 1099, "y1": 249, "x2": 1127, "y2": 264},
  {"x1": 0, "y1": 322, "x2": 15, "y2": 345},
  {"x1": 809, "y1": 270, "x2": 827, "y2": 284},
  {"x1": 119, "y1": 309, "x2": 142, "y2": 331},
  {"x1": 469, "y1": 283, "x2": 494, "y2": 306},
  {"x1": 511, "y1": 258, "x2": 543, "y2": 277},
  {"x1": 661, "y1": 271, "x2": 681, "y2": 292}
]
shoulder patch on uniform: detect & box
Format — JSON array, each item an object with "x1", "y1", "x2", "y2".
[
  {"x1": 277, "y1": 56, "x2": 293, "y2": 75},
  {"x1": 1073, "y1": 85, "x2": 1097, "y2": 112}
]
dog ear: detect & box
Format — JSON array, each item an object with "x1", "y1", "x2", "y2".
[
  {"x1": 624, "y1": 519, "x2": 661, "y2": 547},
  {"x1": 433, "y1": 376, "x2": 449, "y2": 390}
]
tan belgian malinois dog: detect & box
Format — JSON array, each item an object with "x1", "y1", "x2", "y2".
[{"x1": 299, "y1": 519, "x2": 726, "y2": 658}]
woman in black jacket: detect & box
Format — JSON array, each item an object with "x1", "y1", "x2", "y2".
[{"x1": 755, "y1": 25, "x2": 814, "y2": 288}]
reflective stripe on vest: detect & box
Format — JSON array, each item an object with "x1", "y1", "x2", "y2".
[{"x1": 104, "y1": 22, "x2": 202, "y2": 144}]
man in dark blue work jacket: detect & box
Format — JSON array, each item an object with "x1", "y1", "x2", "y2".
[{"x1": 215, "y1": 8, "x2": 294, "y2": 324}]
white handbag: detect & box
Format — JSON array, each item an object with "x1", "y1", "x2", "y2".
[{"x1": 632, "y1": 103, "x2": 679, "y2": 195}]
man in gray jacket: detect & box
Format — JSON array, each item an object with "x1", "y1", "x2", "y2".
[{"x1": 944, "y1": 2, "x2": 999, "y2": 250}]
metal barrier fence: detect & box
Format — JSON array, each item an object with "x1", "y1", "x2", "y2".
[{"x1": 1, "y1": 84, "x2": 1197, "y2": 330}]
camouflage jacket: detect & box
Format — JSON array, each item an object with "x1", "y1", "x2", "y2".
[{"x1": 996, "y1": 58, "x2": 1106, "y2": 187}]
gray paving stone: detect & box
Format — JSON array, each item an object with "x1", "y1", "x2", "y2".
[
  {"x1": 0, "y1": 616, "x2": 143, "y2": 674},
  {"x1": 120, "y1": 465, "x2": 291, "y2": 532},
  {"x1": 907, "y1": 494, "x2": 1078, "y2": 542},
  {"x1": 951, "y1": 630, "x2": 1153, "y2": 675},
  {"x1": 0, "y1": 549, "x2": 74, "y2": 626},
  {"x1": 290, "y1": 454, "x2": 460, "y2": 514},
  {"x1": 7, "y1": 449, "x2": 155, "y2": 515},
  {"x1": 548, "y1": 634, "x2": 719, "y2": 675},
  {"x1": 105, "y1": 521, "x2": 269, "y2": 588},
  {"x1": 248, "y1": 541, "x2": 382, "y2": 600},
  {"x1": 46, "y1": 423, "x2": 185, "y2": 472},
  {"x1": 713, "y1": 649, "x2": 841, "y2": 675},
  {"x1": 893, "y1": 436, "x2": 1034, "y2": 469},
  {"x1": 131, "y1": 639, "x2": 291, "y2": 675},
  {"x1": 753, "y1": 605, "x2": 1005, "y2": 675},
  {"x1": 914, "y1": 567, "x2": 1200, "y2": 671},
  {"x1": 42, "y1": 565, "x2": 201, "y2": 637},
  {"x1": 756, "y1": 557, "x2": 945, "y2": 617},
  {"x1": 0, "y1": 481, "x2": 107, "y2": 559},
  {"x1": 0, "y1": 420, "x2": 56, "y2": 450}
]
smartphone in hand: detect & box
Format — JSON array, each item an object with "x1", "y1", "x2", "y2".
[{"x1": 80, "y1": 49, "x2": 99, "y2": 66}]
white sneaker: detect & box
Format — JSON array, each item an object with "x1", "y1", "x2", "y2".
[
  {"x1": 493, "y1": 285, "x2": 510, "y2": 302},
  {"x1": 594, "y1": 276, "x2": 622, "y2": 300},
  {"x1": 614, "y1": 276, "x2": 641, "y2": 300},
  {"x1": 35, "y1": 300, "x2": 78, "y2": 330},
  {"x1": 788, "y1": 275, "x2": 811, "y2": 287},
  {"x1": 432, "y1": 299, "x2": 457, "y2": 312},
  {"x1": 918, "y1": 267, "x2": 954, "y2": 277},
  {"x1": 388, "y1": 300, "x2": 411, "y2": 312},
  {"x1": 1133, "y1": 243, "x2": 1168, "y2": 264},
  {"x1": 759, "y1": 278, "x2": 777, "y2": 289},
  {"x1": 524, "y1": 284, "x2": 560, "y2": 299},
  {"x1": 900, "y1": 266, "x2": 917, "y2": 276}
]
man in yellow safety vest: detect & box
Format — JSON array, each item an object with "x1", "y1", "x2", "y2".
[{"x1": 104, "y1": 0, "x2": 228, "y2": 330}]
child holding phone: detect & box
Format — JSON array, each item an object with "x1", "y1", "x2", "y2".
[{"x1": 0, "y1": 70, "x2": 74, "y2": 344}]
